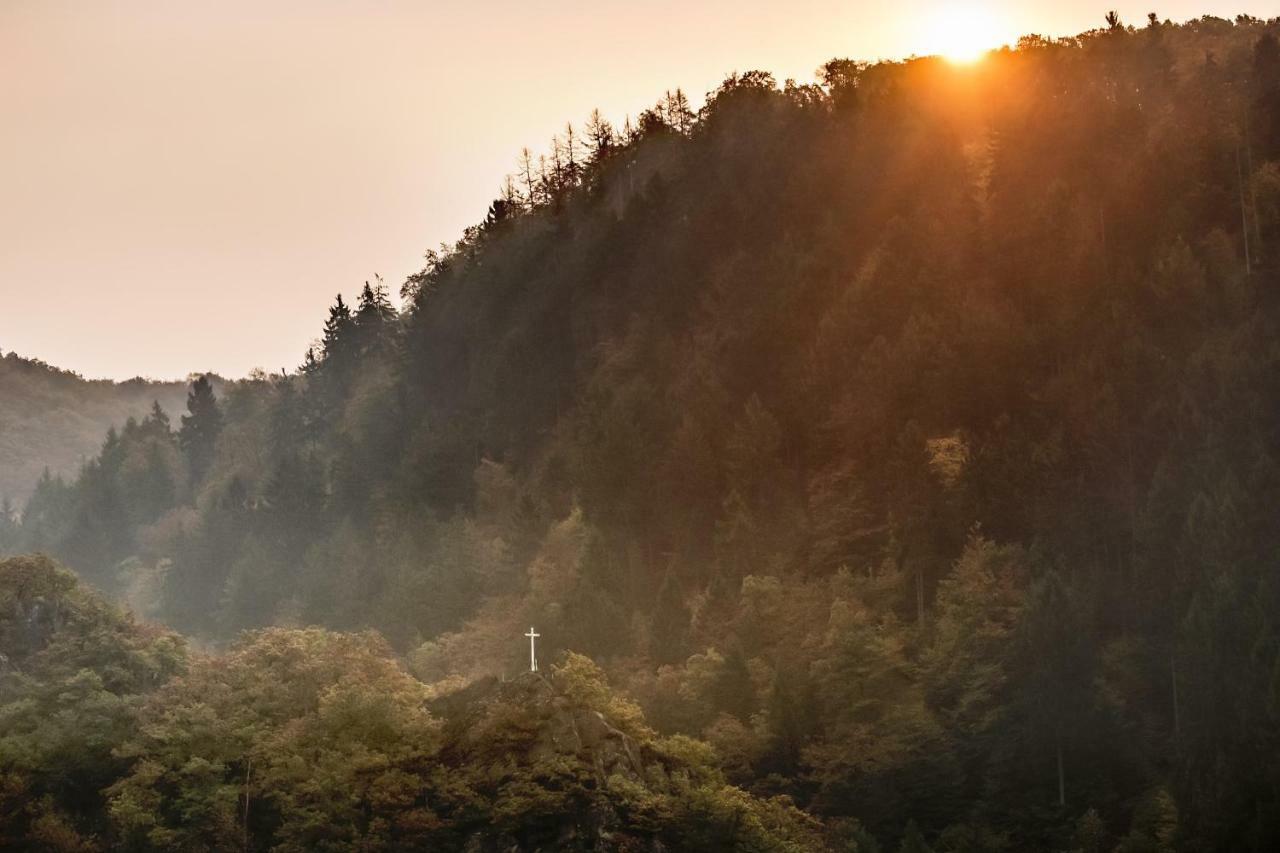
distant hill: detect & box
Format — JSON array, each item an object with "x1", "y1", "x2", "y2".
[{"x1": 0, "y1": 351, "x2": 195, "y2": 506}]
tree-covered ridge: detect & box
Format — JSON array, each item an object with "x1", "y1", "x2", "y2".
[
  {"x1": 0, "y1": 351, "x2": 198, "y2": 509},
  {"x1": 5, "y1": 12, "x2": 1280, "y2": 851},
  {"x1": 0, "y1": 556, "x2": 823, "y2": 851}
]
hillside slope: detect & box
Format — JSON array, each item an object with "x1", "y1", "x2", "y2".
[
  {"x1": 0, "y1": 351, "x2": 193, "y2": 505},
  {"x1": 6, "y1": 14, "x2": 1280, "y2": 851},
  {"x1": 0, "y1": 554, "x2": 823, "y2": 851}
]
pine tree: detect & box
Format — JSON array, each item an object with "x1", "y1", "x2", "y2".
[
  {"x1": 517, "y1": 146, "x2": 539, "y2": 208},
  {"x1": 356, "y1": 279, "x2": 394, "y2": 327},
  {"x1": 484, "y1": 196, "x2": 513, "y2": 229},
  {"x1": 145, "y1": 400, "x2": 171, "y2": 437},
  {"x1": 268, "y1": 379, "x2": 309, "y2": 453},
  {"x1": 321, "y1": 294, "x2": 354, "y2": 361},
  {"x1": 584, "y1": 108, "x2": 616, "y2": 167},
  {"x1": 353, "y1": 278, "x2": 396, "y2": 356},
  {"x1": 301, "y1": 346, "x2": 319, "y2": 375},
  {"x1": 664, "y1": 88, "x2": 695, "y2": 135},
  {"x1": 178, "y1": 375, "x2": 223, "y2": 489},
  {"x1": 134, "y1": 441, "x2": 176, "y2": 523}
]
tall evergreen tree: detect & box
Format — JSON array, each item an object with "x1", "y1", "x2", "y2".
[
  {"x1": 178, "y1": 375, "x2": 223, "y2": 490},
  {"x1": 321, "y1": 293, "x2": 355, "y2": 364}
]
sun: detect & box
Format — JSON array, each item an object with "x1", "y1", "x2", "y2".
[{"x1": 924, "y1": 4, "x2": 1003, "y2": 64}]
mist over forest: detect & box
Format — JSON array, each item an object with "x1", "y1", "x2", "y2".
[
  {"x1": 0, "y1": 352, "x2": 199, "y2": 506},
  {"x1": 2, "y1": 12, "x2": 1280, "y2": 852}
]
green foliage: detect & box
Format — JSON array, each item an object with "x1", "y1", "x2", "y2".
[
  {"x1": 7, "y1": 14, "x2": 1280, "y2": 850},
  {"x1": 426, "y1": 657, "x2": 830, "y2": 851},
  {"x1": 178, "y1": 374, "x2": 223, "y2": 491},
  {"x1": 108, "y1": 627, "x2": 440, "y2": 851},
  {"x1": 0, "y1": 555, "x2": 185, "y2": 848},
  {"x1": 923, "y1": 535, "x2": 1024, "y2": 739}
]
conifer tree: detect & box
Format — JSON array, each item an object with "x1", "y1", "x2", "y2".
[
  {"x1": 355, "y1": 278, "x2": 395, "y2": 327},
  {"x1": 145, "y1": 400, "x2": 171, "y2": 436},
  {"x1": 178, "y1": 375, "x2": 223, "y2": 489},
  {"x1": 353, "y1": 278, "x2": 396, "y2": 357},
  {"x1": 584, "y1": 108, "x2": 616, "y2": 166},
  {"x1": 321, "y1": 293, "x2": 355, "y2": 363}
]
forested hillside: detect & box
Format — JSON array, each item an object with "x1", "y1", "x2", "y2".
[
  {"x1": 0, "y1": 351, "x2": 194, "y2": 507},
  {"x1": 0, "y1": 555, "x2": 820, "y2": 850},
  {"x1": 6, "y1": 14, "x2": 1280, "y2": 851}
]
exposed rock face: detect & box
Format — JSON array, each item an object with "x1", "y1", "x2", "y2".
[{"x1": 509, "y1": 675, "x2": 645, "y2": 779}]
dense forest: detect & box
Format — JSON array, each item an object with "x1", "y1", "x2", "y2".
[
  {"x1": 3, "y1": 13, "x2": 1280, "y2": 852},
  {"x1": 0, "y1": 352, "x2": 196, "y2": 508}
]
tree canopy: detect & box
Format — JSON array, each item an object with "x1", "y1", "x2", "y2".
[{"x1": 4, "y1": 14, "x2": 1280, "y2": 851}]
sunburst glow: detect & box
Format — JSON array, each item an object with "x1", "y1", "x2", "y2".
[{"x1": 924, "y1": 4, "x2": 1003, "y2": 63}]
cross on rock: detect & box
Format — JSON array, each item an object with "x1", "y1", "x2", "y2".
[{"x1": 524, "y1": 626, "x2": 540, "y2": 672}]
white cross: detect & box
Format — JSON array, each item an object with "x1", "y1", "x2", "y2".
[{"x1": 524, "y1": 626, "x2": 540, "y2": 672}]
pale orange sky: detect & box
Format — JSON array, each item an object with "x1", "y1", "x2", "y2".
[{"x1": 0, "y1": 1, "x2": 1268, "y2": 380}]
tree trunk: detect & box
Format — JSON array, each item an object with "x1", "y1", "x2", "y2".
[
  {"x1": 1237, "y1": 147, "x2": 1252, "y2": 275},
  {"x1": 915, "y1": 565, "x2": 926, "y2": 628},
  {"x1": 1125, "y1": 429, "x2": 1138, "y2": 633},
  {"x1": 1171, "y1": 651, "x2": 1181, "y2": 740},
  {"x1": 243, "y1": 757, "x2": 252, "y2": 851},
  {"x1": 1056, "y1": 732, "x2": 1066, "y2": 808},
  {"x1": 1245, "y1": 116, "x2": 1262, "y2": 255},
  {"x1": 1099, "y1": 205, "x2": 1108, "y2": 281}
]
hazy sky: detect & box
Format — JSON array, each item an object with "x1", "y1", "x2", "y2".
[{"x1": 0, "y1": 1, "x2": 1268, "y2": 380}]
